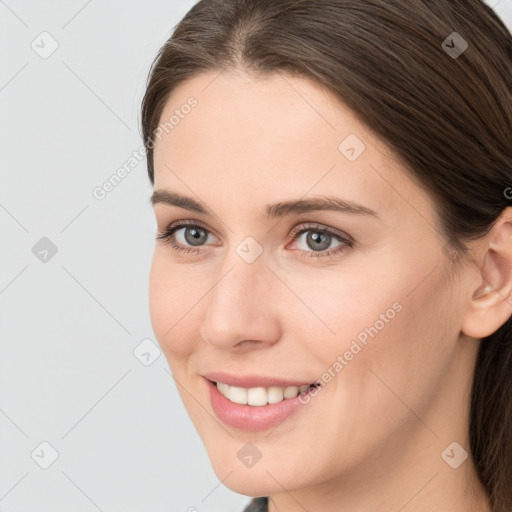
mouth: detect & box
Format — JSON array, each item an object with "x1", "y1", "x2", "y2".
[
  {"x1": 205, "y1": 377, "x2": 321, "y2": 431},
  {"x1": 207, "y1": 379, "x2": 320, "y2": 407}
]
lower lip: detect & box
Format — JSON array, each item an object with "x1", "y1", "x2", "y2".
[{"x1": 206, "y1": 378, "x2": 314, "y2": 432}]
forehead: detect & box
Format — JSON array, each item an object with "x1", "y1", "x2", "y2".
[
  {"x1": 155, "y1": 70, "x2": 371, "y2": 165},
  {"x1": 152, "y1": 70, "x2": 435, "y2": 228}
]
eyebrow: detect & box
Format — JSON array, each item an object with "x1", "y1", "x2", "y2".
[{"x1": 150, "y1": 189, "x2": 379, "y2": 219}]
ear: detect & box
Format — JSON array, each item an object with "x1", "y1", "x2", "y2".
[{"x1": 461, "y1": 208, "x2": 512, "y2": 339}]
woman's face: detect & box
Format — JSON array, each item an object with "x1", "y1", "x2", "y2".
[{"x1": 149, "y1": 70, "x2": 478, "y2": 498}]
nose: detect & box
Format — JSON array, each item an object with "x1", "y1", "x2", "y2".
[{"x1": 199, "y1": 250, "x2": 282, "y2": 351}]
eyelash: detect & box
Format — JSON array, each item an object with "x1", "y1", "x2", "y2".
[{"x1": 155, "y1": 220, "x2": 354, "y2": 259}]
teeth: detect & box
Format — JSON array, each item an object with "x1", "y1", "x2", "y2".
[
  {"x1": 267, "y1": 386, "x2": 284, "y2": 404},
  {"x1": 283, "y1": 385, "x2": 299, "y2": 399},
  {"x1": 230, "y1": 386, "x2": 248, "y2": 405},
  {"x1": 216, "y1": 382, "x2": 312, "y2": 406},
  {"x1": 248, "y1": 387, "x2": 267, "y2": 406}
]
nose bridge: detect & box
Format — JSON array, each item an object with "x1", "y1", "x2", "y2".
[{"x1": 200, "y1": 243, "x2": 279, "y2": 348}]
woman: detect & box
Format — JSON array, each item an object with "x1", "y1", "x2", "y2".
[{"x1": 141, "y1": 1, "x2": 512, "y2": 510}]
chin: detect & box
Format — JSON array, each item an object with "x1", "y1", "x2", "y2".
[
  {"x1": 207, "y1": 449, "x2": 307, "y2": 497},
  {"x1": 215, "y1": 469, "x2": 280, "y2": 497}
]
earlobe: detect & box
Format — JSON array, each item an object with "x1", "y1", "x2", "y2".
[{"x1": 461, "y1": 210, "x2": 512, "y2": 339}]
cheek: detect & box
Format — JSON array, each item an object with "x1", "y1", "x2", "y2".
[
  {"x1": 282, "y1": 265, "x2": 404, "y2": 365},
  {"x1": 148, "y1": 252, "x2": 203, "y2": 359},
  {"x1": 290, "y1": 256, "x2": 456, "y2": 409},
  {"x1": 332, "y1": 265, "x2": 457, "y2": 425}
]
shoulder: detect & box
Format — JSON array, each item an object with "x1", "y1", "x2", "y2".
[{"x1": 241, "y1": 496, "x2": 268, "y2": 512}]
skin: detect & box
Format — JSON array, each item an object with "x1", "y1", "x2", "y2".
[{"x1": 149, "y1": 69, "x2": 512, "y2": 511}]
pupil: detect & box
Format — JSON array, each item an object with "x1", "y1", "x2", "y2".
[
  {"x1": 185, "y1": 227, "x2": 207, "y2": 246},
  {"x1": 307, "y1": 231, "x2": 330, "y2": 251}
]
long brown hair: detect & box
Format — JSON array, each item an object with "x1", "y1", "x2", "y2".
[{"x1": 141, "y1": 1, "x2": 512, "y2": 509}]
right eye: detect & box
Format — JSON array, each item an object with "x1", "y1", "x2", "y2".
[{"x1": 156, "y1": 221, "x2": 219, "y2": 254}]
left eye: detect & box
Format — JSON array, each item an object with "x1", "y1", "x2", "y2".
[
  {"x1": 287, "y1": 224, "x2": 353, "y2": 257},
  {"x1": 293, "y1": 228, "x2": 345, "y2": 252}
]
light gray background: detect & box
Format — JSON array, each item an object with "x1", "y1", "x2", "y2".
[{"x1": 1, "y1": 1, "x2": 511, "y2": 511}]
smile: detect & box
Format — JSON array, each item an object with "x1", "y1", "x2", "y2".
[
  {"x1": 215, "y1": 381, "x2": 318, "y2": 406},
  {"x1": 206, "y1": 378, "x2": 321, "y2": 431}
]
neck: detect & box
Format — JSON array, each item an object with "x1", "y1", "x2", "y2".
[{"x1": 266, "y1": 443, "x2": 490, "y2": 512}]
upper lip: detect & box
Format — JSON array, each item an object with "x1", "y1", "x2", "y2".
[{"x1": 202, "y1": 371, "x2": 314, "y2": 389}]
